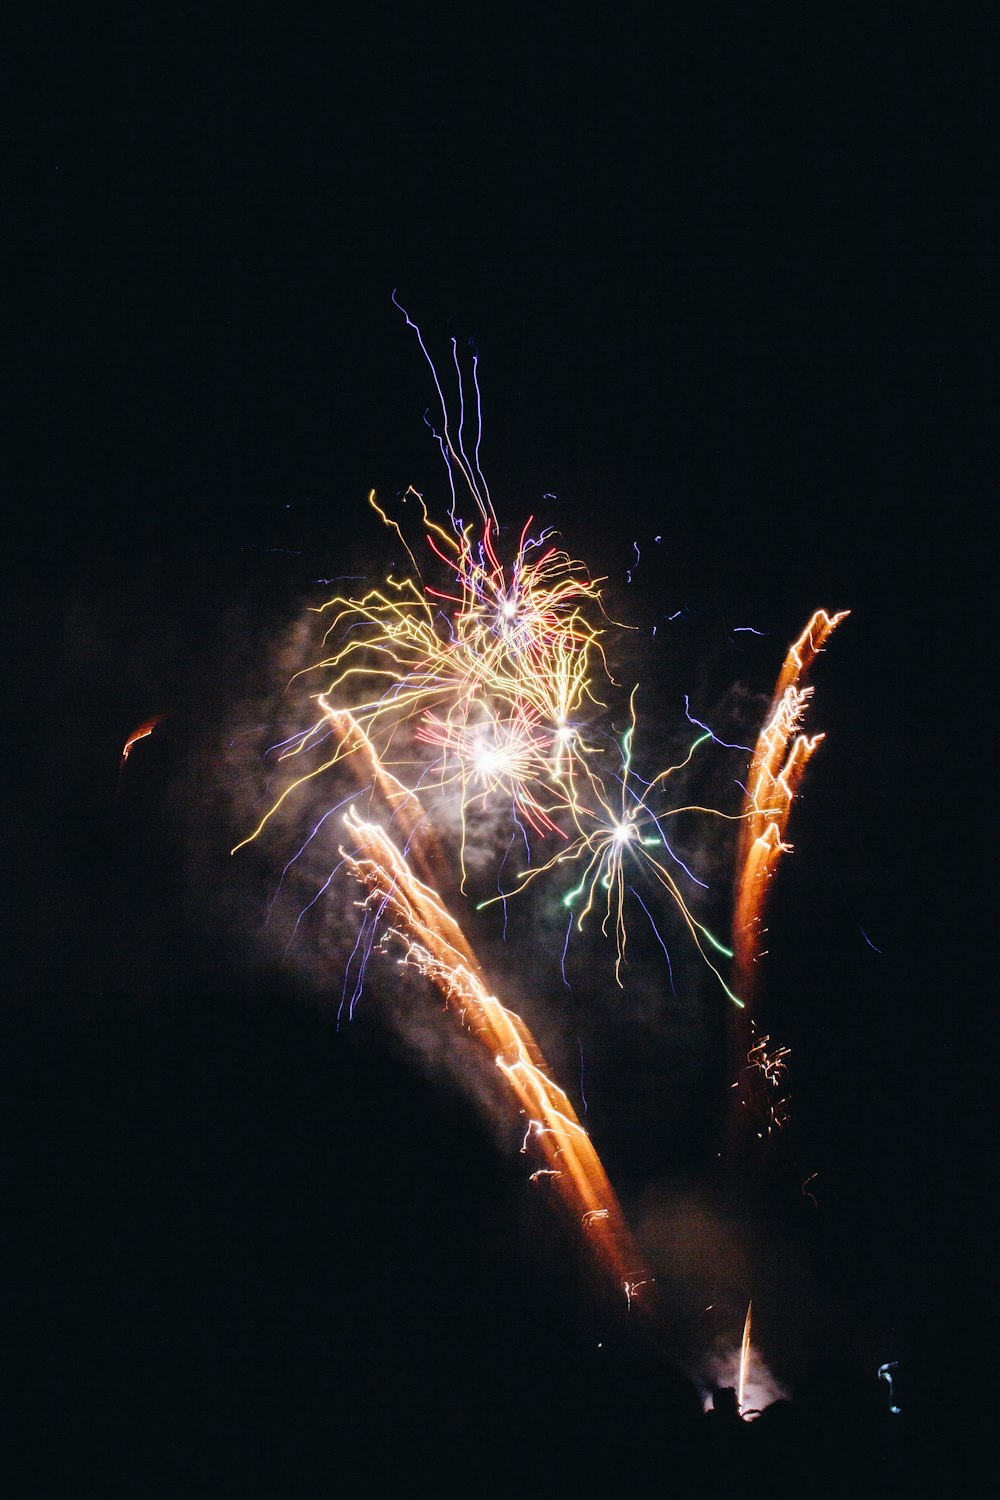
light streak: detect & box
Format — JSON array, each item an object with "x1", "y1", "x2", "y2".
[
  {"x1": 738, "y1": 1300, "x2": 753, "y2": 1415},
  {"x1": 727, "y1": 609, "x2": 848, "y2": 1159},
  {"x1": 120, "y1": 716, "x2": 161, "y2": 764},
  {"x1": 624, "y1": 1276, "x2": 655, "y2": 1312},
  {"x1": 117, "y1": 715, "x2": 163, "y2": 801},
  {"x1": 336, "y1": 794, "x2": 658, "y2": 1312},
  {"x1": 877, "y1": 1361, "x2": 901, "y2": 1414},
  {"x1": 737, "y1": 1024, "x2": 792, "y2": 1140},
  {"x1": 733, "y1": 606, "x2": 849, "y2": 993}
]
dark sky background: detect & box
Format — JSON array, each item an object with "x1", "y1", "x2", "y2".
[{"x1": 7, "y1": 3, "x2": 992, "y2": 1490}]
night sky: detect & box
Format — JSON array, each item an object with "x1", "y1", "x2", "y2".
[{"x1": 8, "y1": 5, "x2": 991, "y2": 1491}]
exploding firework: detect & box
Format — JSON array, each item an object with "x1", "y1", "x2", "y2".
[
  {"x1": 242, "y1": 477, "x2": 742, "y2": 994},
  {"x1": 237, "y1": 303, "x2": 847, "y2": 1351}
]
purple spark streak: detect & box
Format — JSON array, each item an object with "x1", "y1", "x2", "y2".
[
  {"x1": 339, "y1": 879, "x2": 400, "y2": 1024},
  {"x1": 266, "y1": 721, "x2": 332, "y2": 760},
  {"x1": 561, "y1": 910, "x2": 574, "y2": 989},
  {"x1": 267, "y1": 787, "x2": 369, "y2": 924},
  {"x1": 393, "y1": 290, "x2": 495, "y2": 526},
  {"x1": 683, "y1": 694, "x2": 752, "y2": 753},
  {"x1": 646, "y1": 809, "x2": 709, "y2": 890},
  {"x1": 470, "y1": 345, "x2": 491, "y2": 510},
  {"x1": 286, "y1": 858, "x2": 346, "y2": 957},
  {"x1": 629, "y1": 886, "x2": 677, "y2": 996},
  {"x1": 450, "y1": 335, "x2": 479, "y2": 512}
]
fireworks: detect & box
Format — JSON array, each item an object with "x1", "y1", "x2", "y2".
[
  {"x1": 727, "y1": 609, "x2": 849, "y2": 1157},
  {"x1": 116, "y1": 715, "x2": 163, "y2": 800},
  {"x1": 337, "y1": 788, "x2": 654, "y2": 1310},
  {"x1": 733, "y1": 608, "x2": 850, "y2": 993},
  {"x1": 246, "y1": 471, "x2": 742, "y2": 995},
  {"x1": 238, "y1": 304, "x2": 848, "y2": 1346},
  {"x1": 732, "y1": 1024, "x2": 792, "y2": 1142}
]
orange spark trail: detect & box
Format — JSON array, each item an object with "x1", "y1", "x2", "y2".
[
  {"x1": 339, "y1": 805, "x2": 657, "y2": 1319},
  {"x1": 727, "y1": 610, "x2": 848, "y2": 1160},
  {"x1": 116, "y1": 715, "x2": 163, "y2": 802},
  {"x1": 316, "y1": 696, "x2": 447, "y2": 892},
  {"x1": 316, "y1": 707, "x2": 660, "y2": 1324},
  {"x1": 733, "y1": 610, "x2": 849, "y2": 999},
  {"x1": 120, "y1": 716, "x2": 161, "y2": 764}
]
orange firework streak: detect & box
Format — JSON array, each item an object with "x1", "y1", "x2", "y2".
[
  {"x1": 728, "y1": 610, "x2": 848, "y2": 1157},
  {"x1": 325, "y1": 707, "x2": 657, "y2": 1318},
  {"x1": 116, "y1": 715, "x2": 163, "y2": 801},
  {"x1": 340, "y1": 808, "x2": 655, "y2": 1313},
  {"x1": 733, "y1": 609, "x2": 849, "y2": 991},
  {"x1": 317, "y1": 696, "x2": 448, "y2": 893},
  {"x1": 121, "y1": 716, "x2": 161, "y2": 760}
]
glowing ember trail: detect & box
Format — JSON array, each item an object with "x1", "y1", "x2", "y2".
[
  {"x1": 313, "y1": 703, "x2": 658, "y2": 1315},
  {"x1": 727, "y1": 609, "x2": 848, "y2": 1157},
  {"x1": 116, "y1": 715, "x2": 163, "y2": 801},
  {"x1": 120, "y1": 716, "x2": 161, "y2": 765},
  {"x1": 338, "y1": 796, "x2": 657, "y2": 1315},
  {"x1": 733, "y1": 1023, "x2": 792, "y2": 1142},
  {"x1": 733, "y1": 608, "x2": 849, "y2": 991}
]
